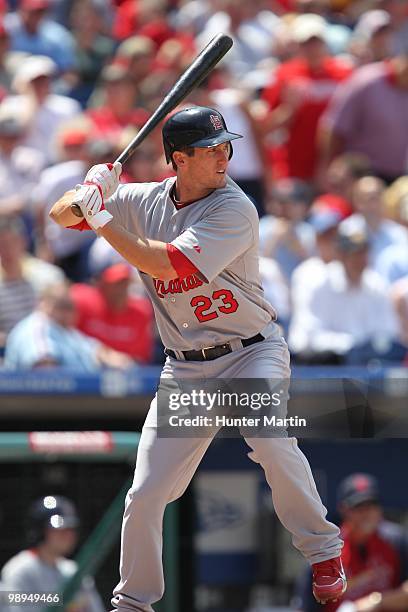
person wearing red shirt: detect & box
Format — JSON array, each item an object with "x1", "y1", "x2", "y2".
[
  {"x1": 70, "y1": 262, "x2": 154, "y2": 363},
  {"x1": 261, "y1": 13, "x2": 352, "y2": 182},
  {"x1": 112, "y1": 0, "x2": 174, "y2": 45},
  {"x1": 295, "y1": 473, "x2": 408, "y2": 612},
  {"x1": 86, "y1": 62, "x2": 148, "y2": 139}
]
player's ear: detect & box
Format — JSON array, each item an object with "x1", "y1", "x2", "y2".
[{"x1": 172, "y1": 151, "x2": 185, "y2": 168}]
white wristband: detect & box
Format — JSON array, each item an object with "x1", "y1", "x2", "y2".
[{"x1": 88, "y1": 209, "x2": 113, "y2": 230}]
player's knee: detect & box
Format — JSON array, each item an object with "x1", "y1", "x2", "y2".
[
  {"x1": 246, "y1": 436, "x2": 293, "y2": 465},
  {"x1": 126, "y1": 480, "x2": 168, "y2": 510}
]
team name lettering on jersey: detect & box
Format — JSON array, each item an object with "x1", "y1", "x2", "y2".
[{"x1": 154, "y1": 274, "x2": 205, "y2": 298}]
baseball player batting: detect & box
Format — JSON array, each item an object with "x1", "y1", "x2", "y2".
[{"x1": 50, "y1": 106, "x2": 346, "y2": 609}]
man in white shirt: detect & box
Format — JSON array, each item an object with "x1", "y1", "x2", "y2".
[
  {"x1": 290, "y1": 206, "x2": 341, "y2": 355},
  {"x1": 32, "y1": 133, "x2": 115, "y2": 281},
  {"x1": 336, "y1": 176, "x2": 408, "y2": 268},
  {"x1": 1, "y1": 55, "x2": 81, "y2": 164},
  {"x1": 0, "y1": 109, "x2": 45, "y2": 219},
  {"x1": 289, "y1": 223, "x2": 400, "y2": 363},
  {"x1": 292, "y1": 206, "x2": 341, "y2": 306}
]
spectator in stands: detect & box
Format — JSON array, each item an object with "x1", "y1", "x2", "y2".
[
  {"x1": 32, "y1": 129, "x2": 114, "y2": 282},
  {"x1": 87, "y1": 236, "x2": 132, "y2": 280},
  {"x1": 258, "y1": 255, "x2": 291, "y2": 334},
  {"x1": 383, "y1": 0, "x2": 408, "y2": 56},
  {"x1": 112, "y1": 0, "x2": 174, "y2": 45},
  {"x1": 1, "y1": 495, "x2": 104, "y2": 612},
  {"x1": 4, "y1": 282, "x2": 131, "y2": 370},
  {"x1": 261, "y1": 13, "x2": 353, "y2": 181},
  {"x1": 376, "y1": 177, "x2": 408, "y2": 284},
  {"x1": 259, "y1": 178, "x2": 315, "y2": 280},
  {"x1": 0, "y1": 106, "x2": 45, "y2": 221},
  {"x1": 320, "y1": 153, "x2": 372, "y2": 214},
  {"x1": 290, "y1": 205, "x2": 341, "y2": 354},
  {"x1": 3, "y1": 0, "x2": 76, "y2": 73},
  {"x1": 1, "y1": 55, "x2": 81, "y2": 164},
  {"x1": 196, "y1": 0, "x2": 280, "y2": 79},
  {"x1": 390, "y1": 276, "x2": 408, "y2": 348},
  {"x1": 114, "y1": 35, "x2": 155, "y2": 93},
  {"x1": 0, "y1": 217, "x2": 36, "y2": 351},
  {"x1": 350, "y1": 10, "x2": 394, "y2": 64},
  {"x1": 68, "y1": 0, "x2": 115, "y2": 107},
  {"x1": 84, "y1": 238, "x2": 165, "y2": 362},
  {"x1": 211, "y1": 85, "x2": 266, "y2": 216},
  {"x1": 0, "y1": 209, "x2": 64, "y2": 294},
  {"x1": 86, "y1": 61, "x2": 148, "y2": 139},
  {"x1": 320, "y1": 52, "x2": 408, "y2": 184},
  {"x1": 70, "y1": 262, "x2": 154, "y2": 363},
  {"x1": 118, "y1": 135, "x2": 163, "y2": 184},
  {"x1": 384, "y1": 176, "x2": 408, "y2": 229},
  {"x1": 294, "y1": 473, "x2": 408, "y2": 611},
  {"x1": 378, "y1": 246, "x2": 408, "y2": 287},
  {"x1": 0, "y1": 214, "x2": 65, "y2": 352},
  {"x1": 341, "y1": 176, "x2": 408, "y2": 268},
  {"x1": 288, "y1": 223, "x2": 401, "y2": 364},
  {"x1": 0, "y1": 19, "x2": 11, "y2": 95},
  {"x1": 171, "y1": 0, "x2": 212, "y2": 36}
]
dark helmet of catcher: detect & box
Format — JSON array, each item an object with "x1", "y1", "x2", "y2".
[
  {"x1": 26, "y1": 495, "x2": 79, "y2": 546},
  {"x1": 162, "y1": 106, "x2": 242, "y2": 164}
]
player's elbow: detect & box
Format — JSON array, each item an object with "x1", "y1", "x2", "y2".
[{"x1": 149, "y1": 249, "x2": 179, "y2": 280}]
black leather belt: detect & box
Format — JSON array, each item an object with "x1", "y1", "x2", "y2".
[{"x1": 165, "y1": 333, "x2": 265, "y2": 361}]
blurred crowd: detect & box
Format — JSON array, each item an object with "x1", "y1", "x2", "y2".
[{"x1": 0, "y1": 0, "x2": 407, "y2": 370}]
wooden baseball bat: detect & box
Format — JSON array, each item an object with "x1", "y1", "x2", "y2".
[{"x1": 71, "y1": 33, "x2": 233, "y2": 217}]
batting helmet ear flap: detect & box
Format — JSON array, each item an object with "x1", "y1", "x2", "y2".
[{"x1": 162, "y1": 106, "x2": 242, "y2": 164}]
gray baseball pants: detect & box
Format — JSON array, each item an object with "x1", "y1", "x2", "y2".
[{"x1": 112, "y1": 330, "x2": 342, "y2": 612}]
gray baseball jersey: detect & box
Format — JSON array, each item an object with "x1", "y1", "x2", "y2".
[{"x1": 106, "y1": 176, "x2": 277, "y2": 350}]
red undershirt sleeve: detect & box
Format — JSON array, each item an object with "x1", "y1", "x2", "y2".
[
  {"x1": 67, "y1": 219, "x2": 92, "y2": 231},
  {"x1": 166, "y1": 243, "x2": 199, "y2": 279}
]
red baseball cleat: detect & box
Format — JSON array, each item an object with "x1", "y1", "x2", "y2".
[{"x1": 312, "y1": 556, "x2": 347, "y2": 604}]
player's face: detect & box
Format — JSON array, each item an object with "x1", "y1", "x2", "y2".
[
  {"x1": 44, "y1": 527, "x2": 78, "y2": 556},
  {"x1": 184, "y1": 142, "x2": 231, "y2": 191},
  {"x1": 341, "y1": 248, "x2": 369, "y2": 284},
  {"x1": 45, "y1": 292, "x2": 77, "y2": 328},
  {"x1": 343, "y1": 502, "x2": 382, "y2": 538}
]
